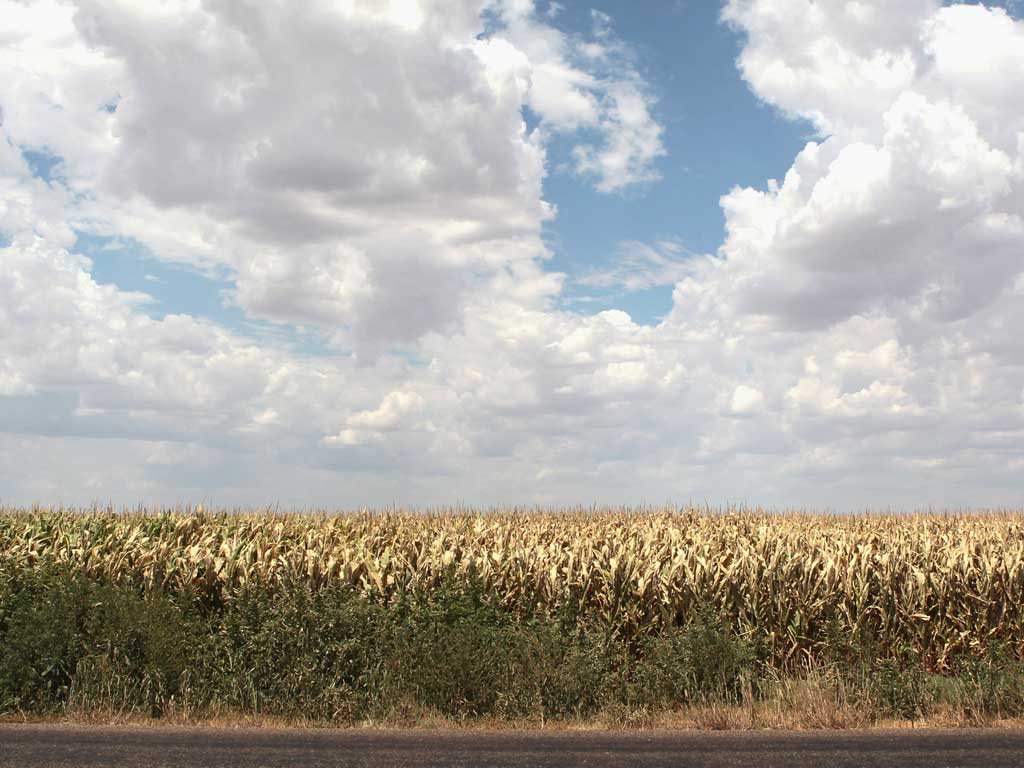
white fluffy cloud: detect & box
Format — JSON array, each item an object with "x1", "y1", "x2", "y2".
[
  {"x1": 661, "y1": 0, "x2": 1024, "y2": 502},
  {"x1": 1, "y1": 0, "x2": 1022, "y2": 508},
  {"x1": 487, "y1": 0, "x2": 665, "y2": 191},
  {"x1": 3, "y1": 0, "x2": 560, "y2": 359}
]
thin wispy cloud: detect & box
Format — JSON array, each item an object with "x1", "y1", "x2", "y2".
[{"x1": 579, "y1": 239, "x2": 697, "y2": 292}]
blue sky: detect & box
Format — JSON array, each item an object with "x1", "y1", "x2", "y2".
[
  {"x1": 541, "y1": 0, "x2": 815, "y2": 322},
  {"x1": 2, "y1": 0, "x2": 1023, "y2": 508}
]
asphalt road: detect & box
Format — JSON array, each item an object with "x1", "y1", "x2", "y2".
[{"x1": 2, "y1": 724, "x2": 1024, "y2": 767}]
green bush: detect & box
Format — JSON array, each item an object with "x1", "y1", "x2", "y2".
[
  {"x1": 0, "y1": 564, "x2": 190, "y2": 715},
  {"x1": 379, "y1": 573, "x2": 529, "y2": 718},
  {"x1": 0, "y1": 565, "x2": 91, "y2": 711},
  {"x1": 947, "y1": 645, "x2": 1024, "y2": 721},
  {"x1": 867, "y1": 659, "x2": 930, "y2": 720},
  {"x1": 3, "y1": 562, "x2": 1024, "y2": 725},
  {"x1": 191, "y1": 579, "x2": 391, "y2": 720},
  {"x1": 625, "y1": 608, "x2": 756, "y2": 709}
]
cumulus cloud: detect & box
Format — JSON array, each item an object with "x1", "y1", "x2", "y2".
[
  {"x1": 1, "y1": 0, "x2": 663, "y2": 360},
  {"x1": 721, "y1": 0, "x2": 936, "y2": 139},
  {"x1": 3, "y1": 0, "x2": 560, "y2": 359},
  {"x1": 1, "y1": 0, "x2": 1022, "y2": 508},
  {"x1": 656, "y1": 0, "x2": 1024, "y2": 501},
  {"x1": 488, "y1": 0, "x2": 665, "y2": 191},
  {"x1": 324, "y1": 390, "x2": 426, "y2": 446}
]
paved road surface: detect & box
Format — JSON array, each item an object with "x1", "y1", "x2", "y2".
[{"x1": 2, "y1": 724, "x2": 1024, "y2": 767}]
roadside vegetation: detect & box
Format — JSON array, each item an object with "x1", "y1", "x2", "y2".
[{"x1": 2, "y1": 507, "x2": 1024, "y2": 728}]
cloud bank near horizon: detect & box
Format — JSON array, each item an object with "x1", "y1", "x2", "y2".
[{"x1": 1, "y1": 0, "x2": 1022, "y2": 509}]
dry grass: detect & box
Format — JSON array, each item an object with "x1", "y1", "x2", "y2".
[{"x1": 8, "y1": 697, "x2": 1024, "y2": 732}]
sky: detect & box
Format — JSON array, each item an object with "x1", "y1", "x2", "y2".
[{"x1": 1, "y1": 0, "x2": 1023, "y2": 510}]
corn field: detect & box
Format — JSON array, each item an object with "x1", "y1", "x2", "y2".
[{"x1": 2, "y1": 507, "x2": 1023, "y2": 669}]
